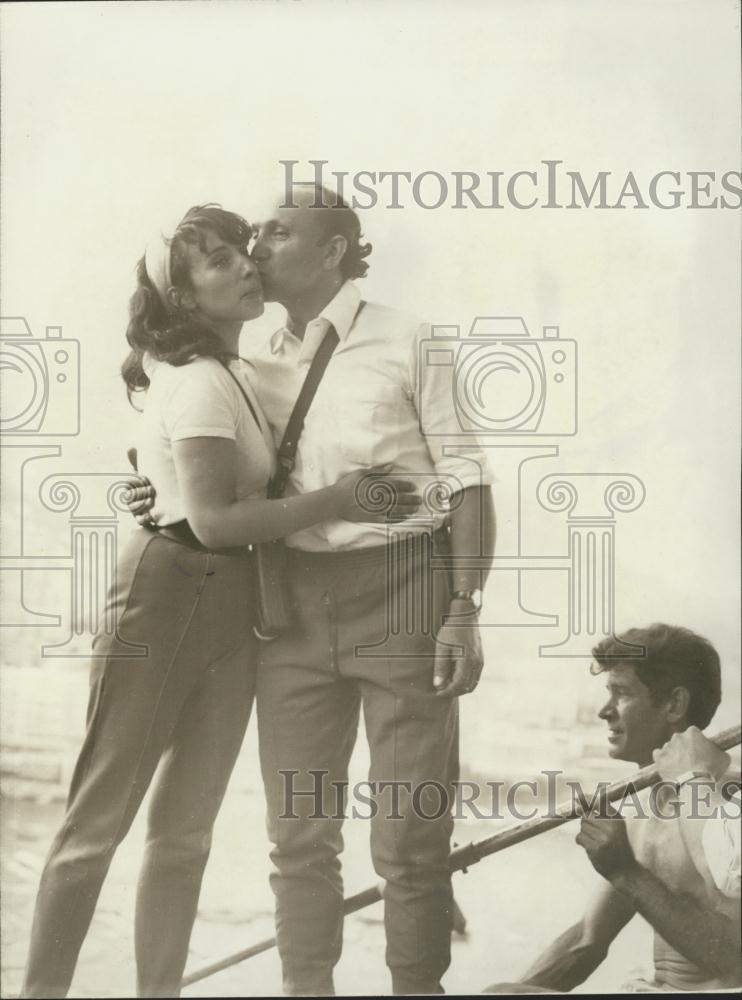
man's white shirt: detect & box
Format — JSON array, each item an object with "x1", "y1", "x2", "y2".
[
  {"x1": 244, "y1": 280, "x2": 494, "y2": 550},
  {"x1": 702, "y1": 792, "x2": 741, "y2": 900}
]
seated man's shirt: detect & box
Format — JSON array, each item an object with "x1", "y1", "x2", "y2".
[{"x1": 702, "y1": 792, "x2": 741, "y2": 900}]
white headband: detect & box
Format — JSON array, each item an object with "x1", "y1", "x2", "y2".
[{"x1": 144, "y1": 231, "x2": 174, "y2": 308}]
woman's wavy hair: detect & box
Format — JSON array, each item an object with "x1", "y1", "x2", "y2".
[{"x1": 122, "y1": 204, "x2": 253, "y2": 405}]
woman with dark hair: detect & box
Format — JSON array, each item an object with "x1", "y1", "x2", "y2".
[{"x1": 20, "y1": 204, "x2": 414, "y2": 999}]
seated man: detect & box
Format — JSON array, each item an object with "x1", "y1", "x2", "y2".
[{"x1": 486, "y1": 623, "x2": 741, "y2": 994}]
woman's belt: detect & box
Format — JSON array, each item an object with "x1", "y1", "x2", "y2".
[{"x1": 143, "y1": 519, "x2": 250, "y2": 557}]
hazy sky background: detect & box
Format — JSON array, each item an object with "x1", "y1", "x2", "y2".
[{"x1": 1, "y1": 0, "x2": 740, "y2": 731}]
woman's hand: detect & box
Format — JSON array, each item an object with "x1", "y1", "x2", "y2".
[{"x1": 333, "y1": 468, "x2": 423, "y2": 523}]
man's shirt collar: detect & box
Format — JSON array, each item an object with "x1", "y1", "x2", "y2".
[
  {"x1": 269, "y1": 280, "x2": 360, "y2": 357},
  {"x1": 319, "y1": 279, "x2": 361, "y2": 343}
]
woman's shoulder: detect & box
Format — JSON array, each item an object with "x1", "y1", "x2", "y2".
[
  {"x1": 148, "y1": 354, "x2": 231, "y2": 390},
  {"x1": 146, "y1": 356, "x2": 240, "y2": 417}
]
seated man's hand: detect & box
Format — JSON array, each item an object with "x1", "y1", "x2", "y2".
[
  {"x1": 652, "y1": 726, "x2": 731, "y2": 784},
  {"x1": 576, "y1": 808, "x2": 635, "y2": 881}
]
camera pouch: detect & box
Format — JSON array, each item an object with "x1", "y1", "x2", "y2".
[{"x1": 253, "y1": 537, "x2": 292, "y2": 641}]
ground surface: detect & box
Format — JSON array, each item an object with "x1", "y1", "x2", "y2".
[{"x1": 1, "y1": 719, "x2": 653, "y2": 998}]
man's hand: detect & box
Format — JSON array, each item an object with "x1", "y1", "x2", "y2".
[
  {"x1": 123, "y1": 448, "x2": 157, "y2": 526},
  {"x1": 433, "y1": 602, "x2": 484, "y2": 697},
  {"x1": 652, "y1": 726, "x2": 730, "y2": 784},
  {"x1": 125, "y1": 477, "x2": 156, "y2": 525},
  {"x1": 337, "y1": 469, "x2": 423, "y2": 523},
  {"x1": 576, "y1": 808, "x2": 636, "y2": 881}
]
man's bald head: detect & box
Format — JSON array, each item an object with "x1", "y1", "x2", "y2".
[
  {"x1": 251, "y1": 185, "x2": 370, "y2": 307},
  {"x1": 270, "y1": 184, "x2": 372, "y2": 281}
]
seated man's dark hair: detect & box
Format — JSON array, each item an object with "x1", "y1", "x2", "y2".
[{"x1": 591, "y1": 623, "x2": 722, "y2": 728}]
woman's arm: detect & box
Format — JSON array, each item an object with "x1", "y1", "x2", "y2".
[{"x1": 173, "y1": 436, "x2": 418, "y2": 548}]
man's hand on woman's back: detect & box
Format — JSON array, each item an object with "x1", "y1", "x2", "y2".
[{"x1": 124, "y1": 447, "x2": 157, "y2": 525}]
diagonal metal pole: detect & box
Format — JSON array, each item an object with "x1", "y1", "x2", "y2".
[{"x1": 182, "y1": 723, "x2": 741, "y2": 989}]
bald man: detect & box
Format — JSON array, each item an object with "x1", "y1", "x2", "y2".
[{"x1": 245, "y1": 185, "x2": 495, "y2": 995}]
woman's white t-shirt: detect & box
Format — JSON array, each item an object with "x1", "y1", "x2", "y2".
[{"x1": 137, "y1": 355, "x2": 275, "y2": 526}]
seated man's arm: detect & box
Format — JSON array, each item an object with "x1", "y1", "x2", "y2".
[
  {"x1": 611, "y1": 861, "x2": 741, "y2": 980},
  {"x1": 517, "y1": 881, "x2": 635, "y2": 992},
  {"x1": 578, "y1": 808, "x2": 742, "y2": 981}
]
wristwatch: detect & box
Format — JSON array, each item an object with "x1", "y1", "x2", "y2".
[
  {"x1": 675, "y1": 769, "x2": 714, "y2": 789},
  {"x1": 450, "y1": 589, "x2": 483, "y2": 612}
]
